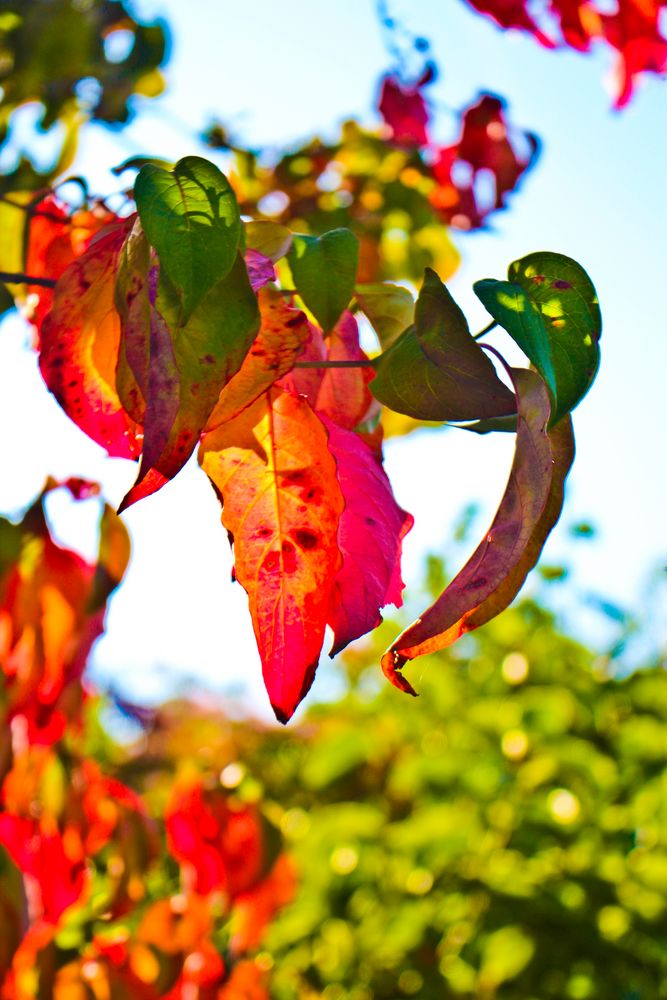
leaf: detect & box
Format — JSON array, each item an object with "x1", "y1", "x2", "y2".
[
  {"x1": 382, "y1": 367, "x2": 563, "y2": 693},
  {"x1": 509, "y1": 251, "x2": 601, "y2": 421},
  {"x1": 377, "y1": 72, "x2": 431, "y2": 146},
  {"x1": 245, "y1": 248, "x2": 276, "y2": 291},
  {"x1": 199, "y1": 388, "x2": 344, "y2": 722},
  {"x1": 316, "y1": 311, "x2": 374, "y2": 429},
  {"x1": 114, "y1": 217, "x2": 151, "y2": 426},
  {"x1": 355, "y1": 282, "x2": 415, "y2": 349},
  {"x1": 431, "y1": 94, "x2": 539, "y2": 230},
  {"x1": 205, "y1": 287, "x2": 310, "y2": 431},
  {"x1": 370, "y1": 269, "x2": 516, "y2": 421},
  {"x1": 288, "y1": 228, "x2": 359, "y2": 332},
  {"x1": 245, "y1": 220, "x2": 293, "y2": 262},
  {"x1": 134, "y1": 155, "x2": 241, "y2": 323},
  {"x1": 39, "y1": 219, "x2": 142, "y2": 460},
  {"x1": 322, "y1": 419, "x2": 413, "y2": 655},
  {"x1": 120, "y1": 253, "x2": 260, "y2": 511},
  {"x1": 474, "y1": 278, "x2": 557, "y2": 400}
]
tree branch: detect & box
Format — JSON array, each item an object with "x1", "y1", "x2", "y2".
[{"x1": 0, "y1": 271, "x2": 57, "y2": 288}]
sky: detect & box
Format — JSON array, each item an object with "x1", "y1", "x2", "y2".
[{"x1": 0, "y1": 0, "x2": 665, "y2": 721}]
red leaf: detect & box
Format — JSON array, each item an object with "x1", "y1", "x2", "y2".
[
  {"x1": 39, "y1": 219, "x2": 142, "y2": 459},
  {"x1": 464, "y1": 0, "x2": 556, "y2": 46},
  {"x1": 323, "y1": 419, "x2": 413, "y2": 655},
  {"x1": 0, "y1": 482, "x2": 130, "y2": 743},
  {"x1": 378, "y1": 74, "x2": 430, "y2": 146},
  {"x1": 315, "y1": 311, "x2": 374, "y2": 429},
  {"x1": 165, "y1": 776, "x2": 265, "y2": 897},
  {"x1": 25, "y1": 196, "x2": 117, "y2": 344},
  {"x1": 199, "y1": 388, "x2": 344, "y2": 722},
  {"x1": 431, "y1": 95, "x2": 538, "y2": 230},
  {"x1": 382, "y1": 368, "x2": 570, "y2": 692}
]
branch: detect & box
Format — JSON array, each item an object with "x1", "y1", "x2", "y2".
[
  {"x1": 0, "y1": 271, "x2": 57, "y2": 288},
  {"x1": 473, "y1": 320, "x2": 498, "y2": 340}
]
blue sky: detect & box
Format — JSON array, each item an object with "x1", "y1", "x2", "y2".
[{"x1": 0, "y1": 0, "x2": 665, "y2": 719}]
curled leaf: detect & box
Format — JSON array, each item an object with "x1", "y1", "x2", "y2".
[{"x1": 382, "y1": 368, "x2": 568, "y2": 692}]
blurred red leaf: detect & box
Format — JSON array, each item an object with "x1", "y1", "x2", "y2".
[{"x1": 378, "y1": 73, "x2": 431, "y2": 146}]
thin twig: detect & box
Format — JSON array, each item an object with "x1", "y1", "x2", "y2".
[
  {"x1": 473, "y1": 320, "x2": 498, "y2": 340},
  {"x1": 0, "y1": 271, "x2": 57, "y2": 288}
]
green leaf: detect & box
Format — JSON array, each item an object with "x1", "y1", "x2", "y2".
[
  {"x1": 474, "y1": 278, "x2": 557, "y2": 400},
  {"x1": 355, "y1": 282, "x2": 414, "y2": 349},
  {"x1": 245, "y1": 220, "x2": 293, "y2": 262},
  {"x1": 119, "y1": 253, "x2": 260, "y2": 511},
  {"x1": 509, "y1": 251, "x2": 601, "y2": 422},
  {"x1": 288, "y1": 228, "x2": 359, "y2": 332},
  {"x1": 370, "y1": 269, "x2": 515, "y2": 422},
  {"x1": 134, "y1": 155, "x2": 241, "y2": 324}
]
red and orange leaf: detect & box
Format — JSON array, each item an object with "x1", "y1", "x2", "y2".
[
  {"x1": 39, "y1": 219, "x2": 142, "y2": 459},
  {"x1": 382, "y1": 367, "x2": 556, "y2": 693},
  {"x1": 199, "y1": 388, "x2": 344, "y2": 722},
  {"x1": 315, "y1": 311, "x2": 374, "y2": 429},
  {"x1": 0, "y1": 481, "x2": 130, "y2": 743},
  {"x1": 25, "y1": 196, "x2": 118, "y2": 343},
  {"x1": 323, "y1": 418, "x2": 413, "y2": 655},
  {"x1": 205, "y1": 287, "x2": 310, "y2": 432}
]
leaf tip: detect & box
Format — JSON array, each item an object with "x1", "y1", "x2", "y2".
[{"x1": 381, "y1": 647, "x2": 418, "y2": 697}]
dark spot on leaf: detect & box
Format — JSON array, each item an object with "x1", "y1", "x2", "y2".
[
  {"x1": 294, "y1": 529, "x2": 319, "y2": 550},
  {"x1": 285, "y1": 315, "x2": 304, "y2": 328},
  {"x1": 552, "y1": 279, "x2": 572, "y2": 290},
  {"x1": 281, "y1": 539, "x2": 297, "y2": 573},
  {"x1": 365, "y1": 517, "x2": 376, "y2": 526},
  {"x1": 531, "y1": 274, "x2": 546, "y2": 284},
  {"x1": 263, "y1": 551, "x2": 280, "y2": 573},
  {"x1": 200, "y1": 354, "x2": 216, "y2": 365},
  {"x1": 465, "y1": 576, "x2": 487, "y2": 590}
]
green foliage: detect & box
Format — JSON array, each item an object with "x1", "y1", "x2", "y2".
[
  {"x1": 0, "y1": 0, "x2": 167, "y2": 191},
  {"x1": 135, "y1": 156, "x2": 243, "y2": 324},
  {"x1": 287, "y1": 229, "x2": 360, "y2": 332}
]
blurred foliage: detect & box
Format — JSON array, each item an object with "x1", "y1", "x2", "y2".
[
  {"x1": 98, "y1": 577, "x2": 667, "y2": 1000},
  {"x1": 0, "y1": 0, "x2": 168, "y2": 193}
]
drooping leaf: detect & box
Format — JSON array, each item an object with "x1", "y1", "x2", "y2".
[
  {"x1": 370, "y1": 269, "x2": 516, "y2": 421},
  {"x1": 245, "y1": 220, "x2": 293, "y2": 262},
  {"x1": 355, "y1": 282, "x2": 415, "y2": 349},
  {"x1": 509, "y1": 251, "x2": 601, "y2": 421},
  {"x1": 382, "y1": 367, "x2": 559, "y2": 693},
  {"x1": 39, "y1": 219, "x2": 142, "y2": 459},
  {"x1": 205, "y1": 287, "x2": 310, "y2": 431},
  {"x1": 134, "y1": 155, "x2": 242, "y2": 323},
  {"x1": 120, "y1": 253, "x2": 260, "y2": 511},
  {"x1": 288, "y1": 229, "x2": 359, "y2": 332},
  {"x1": 113, "y1": 216, "x2": 151, "y2": 425},
  {"x1": 322, "y1": 419, "x2": 413, "y2": 655},
  {"x1": 199, "y1": 388, "x2": 344, "y2": 722},
  {"x1": 315, "y1": 311, "x2": 374, "y2": 429},
  {"x1": 474, "y1": 278, "x2": 557, "y2": 400}
]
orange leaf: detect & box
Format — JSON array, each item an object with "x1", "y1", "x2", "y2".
[
  {"x1": 39, "y1": 219, "x2": 142, "y2": 459},
  {"x1": 199, "y1": 388, "x2": 344, "y2": 721},
  {"x1": 205, "y1": 287, "x2": 309, "y2": 431}
]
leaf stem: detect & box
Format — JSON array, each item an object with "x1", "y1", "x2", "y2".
[
  {"x1": 0, "y1": 271, "x2": 58, "y2": 288},
  {"x1": 473, "y1": 320, "x2": 498, "y2": 340},
  {"x1": 293, "y1": 359, "x2": 376, "y2": 369}
]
